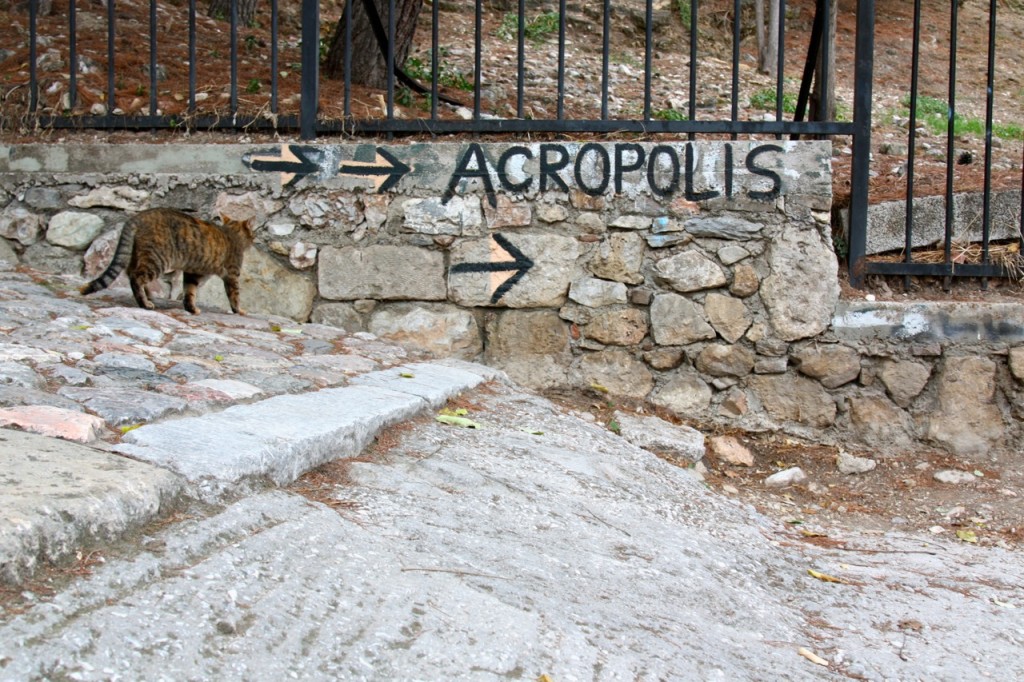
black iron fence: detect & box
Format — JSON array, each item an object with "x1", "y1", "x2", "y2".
[{"x1": 6, "y1": 0, "x2": 1023, "y2": 287}]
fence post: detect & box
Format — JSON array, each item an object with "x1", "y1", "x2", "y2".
[
  {"x1": 846, "y1": 0, "x2": 875, "y2": 288},
  {"x1": 300, "y1": 0, "x2": 320, "y2": 140}
]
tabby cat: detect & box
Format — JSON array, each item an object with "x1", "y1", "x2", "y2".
[{"x1": 80, "y1": 208, "x2": 255, "y2": 315}]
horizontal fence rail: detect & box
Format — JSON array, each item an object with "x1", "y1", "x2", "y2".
[{"x1": 4, "y1": 0, "x2": 865, "y2": 139}]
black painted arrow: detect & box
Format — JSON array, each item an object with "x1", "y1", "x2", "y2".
[
  {"x1": 245, "y1": 145, "x2": 320, "y2": 187},
  {"x1": 450, "y1": 233, "x2": 534, "y2": 304},
  {"x1": 338, "y1": 147, "x2": 411, "y2": 192}
]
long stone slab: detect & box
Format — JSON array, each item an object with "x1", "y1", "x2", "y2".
[
  {"x1": 832, "y1": 300, "x2": 1024, "y2": 344},
  {"x1": 115, "y1": 361, "x2": 502, "y2": 499},
  {"x1": 0, "y1": 429, "x2": 184, "y2": 584}
]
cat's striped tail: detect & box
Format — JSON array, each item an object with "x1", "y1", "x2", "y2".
[{"x1": 79, "y1": 218, "x2": 135, "y2": 295}]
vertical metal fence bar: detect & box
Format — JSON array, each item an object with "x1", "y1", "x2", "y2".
[
  {"x1": 69, "y1": 0, "x2": 77, "y2": 110},
  {"x1": 775, "y1": 0, "x2": 786, "y2": 138},
  {"x1": 270, "y1": 0, "x2": 279, "y2": 114},
  {"x1": 557, "y1": 0, "x2": 566, "y2": 120},
  {"x1": 943, "y1": 0, "x2": 960, "y2": 289},
  {"x1": 299, "y1": 0, "x2": 319, "y2": 139},
  {"x1": 386, "y1": 0, "x2": 395, "y2": 121},
  {"x1": 516, "y1": 0, "x2": 525, "y2": 119},
  {"x1": 819, "y1": 0, "x2": 830, "y2": 119},
  {"x1": 601, "y1": 0, "x2": 610, "y2": 120},
  {"x1": 230, "y1": 0, "x2": 239, "y2": 114},
  {"x1": 29, "y1": 0, "x2": 37, "y2": 112},
  {"x1": 731, "y1": 0, "x2": 740, "y2": 139},
  {"x1": 104, "y1": 0, "x2": 114, "y2": 113},
  {"x1": 688, "y1": 0, "x2": 698, "y2": 139},
  {"x1": 644, "y1": 0, "x2": 653, "y2": 120},
  {"x1": 343, "y1": 0, "x2": 352, "y2": 118},
  {"x1": 149, "y1": 0, "x2": 157, "y2": 115},
  {"x1": 188, "y1": 0, "x2": 196, "y2": 114},
  {"x1": 474, "y1": 0, "x2": 482, "y2": 119},
  {"x1": 846, "y1": 0, "x2": 875, "y2": 289},
  {"x1": 903, "y1": 0, "x2": 922, "y2": 291},
  {"x1": 431, "y1": 0, "x2": 440, "y2": 119},
  {"x1": 792, "y1": 0, "x2": 823, "y2": 137},
  {"x1": 107, "y1": 0, "x2": 116, "y2": 114},
  {"x1": 980, "y1": 0, "x2": 998, "y2": 288}
]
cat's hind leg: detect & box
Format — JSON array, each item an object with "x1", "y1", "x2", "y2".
[
  {"x1": 182, "y1": 272, "x2": 203, "y2": 314},
  {"x1": 223, "y1": 275, "x2": 246, "y2": 315},
  {"x1": 130, "y1": 274, "x2": 156, "y2": 310}
]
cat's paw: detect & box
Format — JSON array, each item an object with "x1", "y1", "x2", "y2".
[{"x1": 234, "y1": 308, "x2": 247, "y2": 316}]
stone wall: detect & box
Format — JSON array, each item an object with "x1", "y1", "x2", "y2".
[{"x1": 2, "y1": 142, "x2": 1023, "y2": 458}]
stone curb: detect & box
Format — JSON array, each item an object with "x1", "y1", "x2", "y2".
[
  {"x1": 115, "y1": 360, "x2": 505, "y2": 501},
  {"x1": 0, "y1": 429, "x2": 185, "y2": 584}
]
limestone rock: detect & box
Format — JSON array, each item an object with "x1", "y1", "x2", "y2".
[
  {"x1": 705, "y1": 293, "x2": 751, "y2": 343},
  {"x1": 696, "y1": 344, "x2": 755, "y2": 377},
  {"x1": 577, "y1": 350, "x2": 653, "y2": 399},
  {"x1": 650, "y1": 293, "x2": 716, "y2": 346},
  {"x1": 0, "y1": 236, "x2": 17, "y2": 266},
  {"x1": 587, "y1": 232, "x2": 645, "y2": 284},
  {"x1": 748, "y1": 374, "x2": 836, "y2": 427},
  {"x1": 933, "y1": 469, "x2": 978, "y2": 484},
  {"x1": 793, "y1": 345, "x2": 861, "y2": 388},
  {"x1": 654, "y1": 251, "x2": 728, "y2": 293},
  {"x1": 199, "y1": 248, "x2": 316, "y2": 321},
  {"x1": 289, "y1": 191, "x2": 363, "y2": 230},
  {"x1": 368, "y1": 304, "x2": 482, "y2": 359},
  {"x1": 729, "y1": 263, "x2": 760, "y2": 298},
  {"x1": 0, "y1": 405, "x2": 106, "y2": 443},
  {"x1": 849, "y1": 394, "x2": 915, "y2": 450},
  {"x1": 760, "y1": 227, "x2": 838, "y2": 341},
  {"x1": 568, "y1": 277, "x2": 628, "y2": 307},
  {"x1": 684, "y1": 215, "x2": 763, "y2": 240},
  {"x1": 1007, "y1": 346, "x2": 1024, "y2": 381},
  {"x1": 310, "y1": 303, "x2": 365, "y2": 333},
  {"x1": 765, "y1": 467, "x2": 807, "y2": 487},
  {"x1": 483, "y1": 194, "x2": 532, "y2": 229},
  {"x1": 536, "y1": 203, "x2": 568, "y2": 223},
  {"x1": 878, "y1": 360, "x2": 932, "y2": 407},
  {"x1": 69, "y1": 186, "x2": 150, "y2": 211},
  {"x1": 926, "y1": 356, "x2": 1004, "y2": 455},
  {"x1": 836, "y1": 450, "x2": 877, "y2": 475},
  {"x1": 484, "y1": 310, "x2": 570, "y2": 390},
  {"x1": 82, "y1": 229, "x2": 121, "y2": 279},
  {"x1": 213, "y1": 191, "x2": 283, "y2": 224},
  {"x1": 642, "y1": 348, "x2": 684, "y2": 370},
  {"x1": 650, "y1": 370, "x2": 712, "y2": 415},
  {"x1": 289, "y1": 242, "x2": 318, "y2": 270},
  {"x1": 449, "y1": 234, "x2": 578, "y2": 308},
  {"x1": 612, "y1": 411, "x2": 705, "y2": 463},
  {"x1": 47, "y1": 211, "x2": 105, "y2": 250},
  {"x1": 404, "y1": 195, "x2": 483, "y2": 236},
  {"x1": 584, "y1": 308, "x2": 648, "y2": 346},
  {"x1": 0, "y1": 206, "x2": 43, "y2": 245},
  {"x1": 709, "y1": 435, "x2": 754, "y2": 466},
  {"x1": 319, "y1": 245, "x2": 446, "y2": 301}
]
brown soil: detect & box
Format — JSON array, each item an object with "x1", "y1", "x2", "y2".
[{"x1": 546, "y1": 389, "x2": 1024, "y2": 551}]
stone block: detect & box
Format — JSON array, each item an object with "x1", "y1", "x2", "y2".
[
  {"x1": 705, "y1": 293, "x2": 752, "y2": 343},
  {"x1": 568, "y1": 277, "x2": 628, "y2": 307},
  {"x1": 760, "y1": 226, "x2": 838, "y2": 341},
  {"x1": 878, "y1": 360, "x2": 932, "y2": 407},
  {"x1": 449, "y1": 234, "x2": 578, "y2": 308},
  {"x1": 47, "y1": 211, "x2": 105, "y2": 250},
  {"x1": 793, "y1": 345, "x2": 862, "y2": 388},
  {"x1": 0, "y1": 206, "x2": 43, "y2": 245},
  {"x1": 926, "y1": 356, "x2": 1004, "y2": 455},
  {"x1": 68, "y1": 186, "x2": 150, "y2": 211},
  {"x1": 577, "y1": 349, "x2": 653, "y2": 399},
  {"x1": 404, "y1": 195, "x2": 484, "y2": 235},
  {"x1": 613, "y1": 411, "x2": 705, "y2": 463},
  {"x1": 650, "y1": 293, "x2": 715, "y2": 346},
  {"x1": 695, "y1": 344, "x2": 755, "y2": 377},
  {"x1": 583, "y1": 308, "x2": 648, "y2": 346},
  {"x1": 368, "y1": 303, "x2": 482, "y2": 359},
  {"x1": 654, "y1": 251, "x2": 728, "y2": 293},
  {"x1": 587, "y1": 232, "x2": 644, "y2": 284},
  {"x1": 319, "y1": 245, "x2": 446, "y2": 302},
  {"x1": 848, "y1": 393, "x2": 915, "y2": 451},
  {"x1": 748, "y1": 374, "x2": 836, "y2": 428},
  {"x1": 484, "y1": 310, "x2": 570, "y2": 390},
  {"x1": 650, "y1": 370, "x2": 712, "y2": 415}
]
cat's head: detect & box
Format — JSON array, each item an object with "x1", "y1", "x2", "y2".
[{"x1": 221, "y1": 215, "x2": 256, "y2": 242}]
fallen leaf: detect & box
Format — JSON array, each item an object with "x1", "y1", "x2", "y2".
[
  {"x1": 119, "y1": 423, "x2": 143, "y2": 434},
  {"x1": 519, "y1": 427, "x2": 544, "y2": 436},
  {"x1": 801, "y1": 529, "x2": 828, "y2": 538},
  {"x1": 538, "y1": 675, "x2": 554, "y2": 682},
  {"x1": 808, "y1": 568, "x2": 847, "y2": 584},
  {"x1": 435, "y1": 414, "x2": 481, "y2": 429},
  {"x1": 590, "y1": 383, "x2": 609, "y2": 393},
  {"x1": 399, "y1": 372, "x2": 415, "y2": 378},
  {"x1": 439, "y1": 407, "x2": 468, "y2": 417},
  {"x1": 956, "y1": 529, "x2": 978, "y2": 544},
  {"x1": 797, "y1": 647, "x2": 829, "y2": 666}
]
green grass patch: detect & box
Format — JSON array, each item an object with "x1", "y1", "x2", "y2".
[
  {"x1": 403, "y1": 54, "x2": 474, "y2": 93},
  {"x1": 496, "y1": 11, "x2": 561, "y2": 42},
  {"x1": 653, "y1": 108, "x2": 687, "y2": 122},
  {"x1": 750, "y1": 88, "x2": 797, "y2": 114},
  {"x1": 901, "y1": 94, "x2": 1024, "y2": 141}
]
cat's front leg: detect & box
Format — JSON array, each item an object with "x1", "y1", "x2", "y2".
[
  {"x1": 130, "y1": 275, "x2": 156, "y2": 310},
  {"x1": 223, "y1": 275, "x2": 246, "y2": 315}
]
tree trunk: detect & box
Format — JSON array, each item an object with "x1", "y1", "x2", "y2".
[
  {"x1": 324, "y1": 0, "x2": 424, "y2": 89},
  {"x1": 208, "y1": 0, "x2": 260, "y2": 27},
  {"x1": 754, "y1": 0, "x2": 766, "y2": 73}
]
